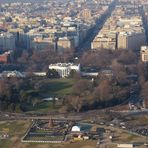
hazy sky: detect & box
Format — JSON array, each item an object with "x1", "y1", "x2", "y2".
[{"x1": 0, "y1": 0, "x2": 43, "y2": 3}]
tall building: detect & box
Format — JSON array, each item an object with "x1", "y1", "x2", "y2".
[
  {"x1": 91, "y1": 33, "x2": 117, "y2": 50},
  {"x1": 0, "y1": 33, "x2": 15, "y2": 50},
  {"x1": 117, "y1": 33, "x2": 127, "y2": 49},
  {"x1": 32, "y1": 37, "x2": 56, "y2": 51},
  {"x1": 57, "y1": 37, "x2": 74, "y2": 52},
  {"x1": 91, "y1": 5, "x2": 146, "y2": 51},
  {"x1": 117, "y1": 32, "x2": 146, "y2": 50},
  {"x1": 26, "y1": 32, "x2": 42, "y2": 49}
]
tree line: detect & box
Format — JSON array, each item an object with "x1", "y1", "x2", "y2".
[{"x1": 1, "y1": 48, "x2": 148, "y2": 112}]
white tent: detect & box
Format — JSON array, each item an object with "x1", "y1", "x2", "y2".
[{"x1": 71, "y1": 126, "x2": 81, "y2": 132}]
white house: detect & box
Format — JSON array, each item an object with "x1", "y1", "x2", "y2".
[{"x1": 49, "y1": 63, "x2": 80, "y2": 78}]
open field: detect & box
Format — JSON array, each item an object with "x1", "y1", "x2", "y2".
[{"x1": 0, "y1": 120, "x2": 31, "y2": 148}]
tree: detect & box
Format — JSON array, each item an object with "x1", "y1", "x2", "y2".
[
  {"x1": 46, "y1": 69, "x2": 60, "y2": 78},
  {"x1": 137, "y1": 61, "x2": 145, "y2": 77},
  {"x1": 112, "y1": 60, "x2": 125, "y2": 73},
  {"x1": 114, "y1": 86, "x2": 130, "y2": 103},
  {"x1": 140, "y1": 81, "x2": 148, "y2": 108},
  {"x1": 73, "y1": 79, "x2": 93, "y2": 96},
  {"x1": 117, "y1": 50, "x2": 137, "y2": 65},
  {"x1": 137, "y1": 61, "x2": 147, "y2": 89},
  {"x1": 68, "y1": 95, "x2": 83, "y2": 112},
  {"x1": 80, "y1": 50, "x2": 113, "y2": 68},
  {"x1": 17, "y1": 50, "x2": 29, "y2": 64},
  {"x1": 0, "y1": 79, "x2": 12, "y2": 101},
  {"x1": 112, "y1": 60, "x2": 127, "y2": 84},
  {"x1": 11, "y1": 49, "x2": 23, "y2": 62},
  {"x1": 20, "y1": 91, "x2": 29, "y2": 102},
  {"x1": 32, "y1": 98, "x2": 39, "y2": 107},
  {"x1": 93, "y1": 79, "x2": 113, "y2": 102},
  {"x1": 68, "y1": 70, "x2": 81, "y2": 79}
]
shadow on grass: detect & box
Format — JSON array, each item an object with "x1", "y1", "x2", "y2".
[{"x1": 40, "y1": 80, "x2": 74, "y2": 96}]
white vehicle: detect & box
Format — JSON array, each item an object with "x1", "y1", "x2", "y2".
[
  {"x1": 110, "y1": 123, "x2": 114, "y2": 126},
  {"x1": 100, "y1": 122, "x2": 104, "y2": 125},
  {"x1": 121, "y1": 126, "x2": 126, "y2": 129}
]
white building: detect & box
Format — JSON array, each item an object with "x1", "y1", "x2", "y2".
[
  {"x1": 141, "y1": 46, "x2": 148, "y2": 62},
  {"x1": 117, "y1": 144, "x2": 133, "y2": 148},
  {"x1": 1, "y1": 70, "x2": 25, "y2": 78},
  {"x1": 49, "y1": 63, "x2": 80, "y2": 78}
]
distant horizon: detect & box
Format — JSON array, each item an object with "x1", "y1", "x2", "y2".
[{"x1": 0, "y1": 0, "x2": 44, "y2": 3}]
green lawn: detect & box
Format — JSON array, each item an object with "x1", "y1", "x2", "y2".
[
  {"x1": 39, "y1": 78, "x2": 74, "y2": 97},
  {"x1": 25, "y1": 101, "x2": 60, "y2": 113},
  {"x1": 22, "y1": 78, "x2": 74, "y2": 113}
]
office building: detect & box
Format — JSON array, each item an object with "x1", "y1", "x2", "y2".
[
  {"x1": 0, "y1": 33, "x2": 15, "y2": 50},
  {"x1": 117, "y1": 32, "x2": 146, "y2": 50},
  {"x1": 57, "y1": 37, "x2": 74, "y2": 52}
]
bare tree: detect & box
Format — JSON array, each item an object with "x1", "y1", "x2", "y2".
[
  {"x1": 73, "y1": 79, "x2": 93, "y2": 96},
  {"x1": 68, "y1": 95, "x2": 83, "y2": 112},
  {"x1": 93, "y1": 79, "x2": 113, "y2": 102},
  {"x1": 141, "y1": 81, "x2": 148, "y2": 108}
]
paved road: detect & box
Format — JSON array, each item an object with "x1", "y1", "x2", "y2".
[
  {"x1": 75, "y1": 0, "x2": 117, "y2": 55},
  {"x1": 0, "y1": 108, "x2": 147, "y2": 122}
]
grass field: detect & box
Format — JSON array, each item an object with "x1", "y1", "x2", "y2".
[
  {"x1": 38, "y1": 78, "x2": 74, "y2": 97},
  {"x1": 24, "y1": 101, "x2": 60, "y2": 113},
  {"x1": 22, "y1": 78, "x2": 74, "y2": 113},
  {"x1": 0, "y1": 120, "x2": 31, "y2": 148}
]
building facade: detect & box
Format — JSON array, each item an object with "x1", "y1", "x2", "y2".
[
  {"x1": 141, "y1": 46, "x2": 148, "y2": 62},
  {"x1": 0, "y1": 51, "x2": 11, "y2": 63},
  {"x1": 117, "y1": 32, "x2": 146, "y2": 50},
  {"x1": 57, "y1": 37, "x2": 74, "y2": 53},
  {"x1": 0, "y1": 33, "x2": 15, "y2": 50},
  {"x1": 49, "y1": 63, "x2": 80, "y2": 77}
]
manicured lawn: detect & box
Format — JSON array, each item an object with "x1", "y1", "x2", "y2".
[
  {"x1": 22, "y1": 78, "x2": 75, "y2": 113},
  {"x1": 39, "y1": 78, "x2": 74, "y2": 96},
  {"x1": 26, "y1": 101, "x2": 60, "y2": 113}
]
